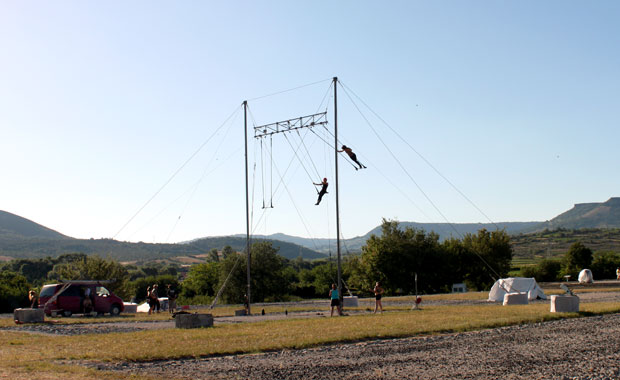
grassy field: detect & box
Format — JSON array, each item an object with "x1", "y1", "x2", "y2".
[{"x1": 1, "y1": 290, "x2": 619, "y2": 380}]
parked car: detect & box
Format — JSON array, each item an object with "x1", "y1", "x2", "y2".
[{"x1": 39, "y1": 281, "x2": 125, "y2": 317}]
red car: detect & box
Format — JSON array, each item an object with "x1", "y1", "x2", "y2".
[{"x1": 39, "y1": 281, "x2": 124, "y2": 317}]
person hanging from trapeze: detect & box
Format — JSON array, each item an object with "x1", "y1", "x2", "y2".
[
  {"x1": 338, "y1": 145, "x2": 367, "y2": 170},
  {"x1": 313, "y1": 177, "x2": 328, "y2": 205}
]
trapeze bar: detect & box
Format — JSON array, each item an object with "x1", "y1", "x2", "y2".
[{"x1": 254, "y1": 112, "x2": 328, "y2": 138}]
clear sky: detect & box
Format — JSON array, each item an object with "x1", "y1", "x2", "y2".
[{"x1": 1, "y1": 1, "x2": 619, "y2": 244}]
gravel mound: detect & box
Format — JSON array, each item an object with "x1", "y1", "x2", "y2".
[{"x1": 78, "y1": 313, "x2": 620, "y2": 380}]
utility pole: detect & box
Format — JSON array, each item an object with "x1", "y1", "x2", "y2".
[
  {"x1": 333, "y1": 76, "x2": 342, "y2": 310},
  {"x1": 243, "y1": 100, "x2": 251, "y2": 315}
]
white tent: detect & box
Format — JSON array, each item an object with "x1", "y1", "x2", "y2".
[
  {"x1": 578, "y1": 269, "x2": 593, "y2": 283},
  {"x1": 488, "y1": 277, "x2": 547, "y2": 302}
]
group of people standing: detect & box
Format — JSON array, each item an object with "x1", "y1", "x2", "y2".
[
  {"x1": 146, "y1": 284, "x2": 178, "y2": 315},
  {"x1": 328, "y1": 281, "x2": 384, "y2": 316}
]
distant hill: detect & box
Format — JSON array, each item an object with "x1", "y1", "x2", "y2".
[
  {"x1": 243, "y1": 221, "x2": 542, "y2": 253},
  {"x1": 187, "y1": 236, "x2": 326, "y2": 260},
  {"x1": 0, "y1": 210, "x2": 68, "y2": 239},
  {"x1": 0, "y1": 211, "x2": 325, "y2": 262},
  {"x1": 4, "y1": 197, "x2": 620, "y2": 263},
  {"x1": 511, "y1": 228, "x2": 620, "y2": 259},
  {"x1": 533, "y1": 198, "x2": 620, "y2": 231}
]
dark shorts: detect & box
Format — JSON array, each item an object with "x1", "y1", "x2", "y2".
[
  {"x1": 375, "y1": 294, "x2": 382, "y2": 301},
  {"x1": 331, "y1": 299, "x2": 340, "y2": 307}
]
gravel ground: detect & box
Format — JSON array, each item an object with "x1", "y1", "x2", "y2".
[{"x1": 79, "y1": 313, "x2": 620, "y2": 380}]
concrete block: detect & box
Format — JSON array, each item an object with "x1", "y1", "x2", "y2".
[
  {"x1": 14, "y1": 308, "x2": 44, "y2": 323},
  {"x1": 235, "y1": 309, "x2": 247, "y2": 316},
  {"x1": 123, "y1": 303, "x2": 138, "y2": 313},
  {"x1": 550, "y1": 295, "x2": 579, "y2": 313},
  {"x1": 175, "y1": 313, "x2": 213, "y2": 329},
  {"x1": 343, "y1": 296, "x2": 359, "y2": 307},
  {"x1": 503, "y1": 292, "x2": 529, "y2": 305}
]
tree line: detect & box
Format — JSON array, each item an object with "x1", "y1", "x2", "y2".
[
  {"x1": 520, "y1": 241, "x2": 620, "y2": 282},
  {"x1": 1, "y1": 220, "x2": 519, "y2": 312}
]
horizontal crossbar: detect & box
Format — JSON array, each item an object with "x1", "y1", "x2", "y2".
[{"x1": 254, "y1": 112, "x2": 328, "y2": 138}]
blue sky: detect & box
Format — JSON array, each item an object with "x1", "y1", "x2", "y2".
[{"x1": 1, "y1": 1, "x2": 618, "y2": 244}]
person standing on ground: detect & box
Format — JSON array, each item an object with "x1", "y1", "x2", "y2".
[
  {"x1": 29, "y1": 290, "x2": 38, "y2": 309},
  {"x1": 313, "y1": 178, "x2": 328, "y2": 205},
  {"x1": 616, "y1": 267, "x2": 620, "y2": 280},
  {"x1": 151, "y1": 284, "x2": 160, "y2": 313},
  {"x1": 146, "y1": 286, "x2": 153, "y2": 315},
  {"x1": 167, "y1": 284, "x2": 177, "y2": 314},
  {"x1": 243, "y1": 294, "x2": 249, "y2": 314},
  {"x1": 338, "y1": 145, "x2": 366, "y2": 170},
  {"x1": 329, "y1": 283, "x2": 341, "y2": 317},
  {"x1": 373, "y1": 281, "x2": 384, "y2": 314}
]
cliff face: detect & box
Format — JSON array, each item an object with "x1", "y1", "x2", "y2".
[{"x1": 543, "y1": 198, "x2": 620, "y2": 230}]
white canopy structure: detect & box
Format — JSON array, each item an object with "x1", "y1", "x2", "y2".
[
  {"x1": 578, "y1": 269, "x2": 593, "y2": 283},
  {"x1": 488, "y1": 277, "x2": 547, "y2": 302}
]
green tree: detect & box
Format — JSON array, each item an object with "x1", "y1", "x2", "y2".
[
  {"x1": 590, "y1": 251, "x2": 620, "y2": 280},
  {"x1": 48, "y1": 255, "x2": 130, "y2": 299},
  {"x1": 562, "y1": 242, "x2": 593, "y2": 278},
  {"x1": 128, "y1": 275, "x2": 179, "y2": 303},
  {"x1": 460, "y1": 229, "x2": 513, "y2": 290},
  {"x1": 359, "y1": 219, "x2": 446, "y2": 295},
  {"x1": 181, "y1": 262, "x2": 220, "y2": 299},
  {"x1": 520, "y1": 259, "x2": 562, "y2": 282},
  {"x1": 217, "y1": 242, "x2": 290, "y2": 303},
  {"x1": 310, "y1": 262, "x2": 338, "y2": 297},
  {"x1": 222, "y1": 245, "x2": 234, "y2": 259},
  {"x1": 0, "y1": 271, "x2": 31, "y2": 313},
  {"x1": 208, "y1": 248, "x2": 220, "y2": 262}
]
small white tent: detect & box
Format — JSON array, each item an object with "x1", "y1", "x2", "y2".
[
  {"x1": 488, "y1": 277, "x2": 547, "y2": 302},
  {"x1": 578, "y1": 269, "x2": 593, "y2": 283}
]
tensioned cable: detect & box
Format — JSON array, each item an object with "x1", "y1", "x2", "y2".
[
  {"x1": 252, "y1": 135, "x2": 308, "y2": 236},
  {"x1": 165, "y1": 108, "x2": 241, "y2": 242},
  {"x1": 247, "y1": 105, "x2": 269, "y2": 209},
  {"x1": 128, "y1": 146, "x2": 243, "y2": 242},
  {"x1": 308, "y1": 126, "x2": 358, "y2": 170},
  {"x1": 313, "y1": 111, "x2": 431, "y2": 219},
  {"x1": 246, "y1": 78, "x2": 333, "y2": 102},
  {"x1": 324, "y1": 124, "x2": 333, "y2": 258},
  {"x1": 269, "y1": 149, "x2": 320, "y2": 251},
  {"x1": 209, "y1": 253, "x2": 243, "y2": 309},
  {"x1": 114, "y1": 105, "x2": 242, "y2": 240},
  {"x1": 316, "y1": 81, "x2": 333, "y2": 114},
  {"x1": 249, "y1": 130, "x2": 309, "y2": 233},
  {"x1": 339, "y1": 83, "x2": 502, "y2": 280},
  {"x1": 294, "y1": 129, "x2": 322, "y2": 179},
  {"x1": 283, "y1": 132, "x2": 320, "y2": 193},
  {"x1": 250, "y1": 136, "x2": 320, "y2": 251},
  {"x1": 250, "y1": 129, "x2": 321, "y2": 233},
  {"x1": 260, "y1": 138, "x2": 266, "y2": 208},
  {"x1": 269, "y1": 135, "x2": 274, "y2": 208},
  {"x1": 340, "y1": 81, "x2": 500, "y2": 231}
]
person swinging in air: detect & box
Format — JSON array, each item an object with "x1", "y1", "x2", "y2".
[
  {"x1": 338, "y1": 145, "x2": 366, "y2": 170},
  {"x1": 313, "y1": 177, "x2": 328, "y2": 205}
]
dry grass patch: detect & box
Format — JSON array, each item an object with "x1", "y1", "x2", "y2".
[
  {"x1": 4, "y1": 302, "x2": 619, "y2": 363},
  {"x1": 1, "y1": 301, "x2": 618, "y2": 379}
]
